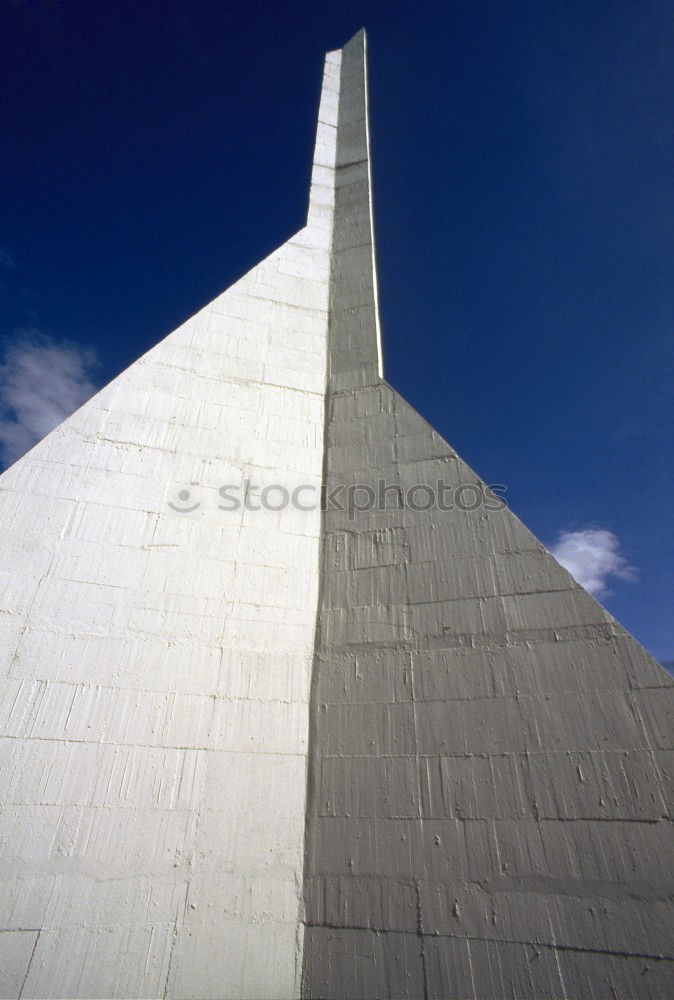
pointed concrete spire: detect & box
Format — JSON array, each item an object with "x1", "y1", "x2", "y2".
[
  {"x1": 308, "y1": 29, "x2": 383, "y2": 390},
  {"x1": 1, "y1": 29, "x2": 671, "y2": 1000},
  {"x1": 306, "y1": 45, "x2": 340, "y2": 247},
  {"x1": 330, "y1": 29, "x2": 383, "y2": 389}
]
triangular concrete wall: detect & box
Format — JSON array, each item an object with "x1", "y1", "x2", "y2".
[
  {"x1": 0, "y1": 27, "x2": 671, "y2": 1000},
  {"x1": 302, "y1": 381, "x2": 673, "y2": 999},
  {"x1": 0, "y1": 49, "x2": 339, "y2": 992},
  {"x1": 301, "y1": 27, "x2": 673, "y2": 1000}
]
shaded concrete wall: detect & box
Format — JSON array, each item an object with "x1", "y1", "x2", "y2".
[
  {"x1": 302, "y1": 28, "x2": 674, "y2": 1000},
  {"x1": 328, "y1": 30, "x2": 382, "y2": 392},
  {"x1": 0, "y1": 48, "x2": 341, "y2": 997},
  {"x1": 302, "y1": 379, "x2": 674, "y2": 1000}
]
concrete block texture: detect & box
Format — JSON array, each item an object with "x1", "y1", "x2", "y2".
[
  {"x1": 0, "y1": 41, "x2": 342, "y2": 1000},
  {"x1": 303, "y1": 383, "x2": 673, "y2": 998},
  {"x1": 0, "y1": 25, "x2": 671, "y2": 1000},
  {"x1": 303, "y1": 367, "x2": 673, "y2": 997},
  {"x1": 301, "y1": 31, "x2": 673, "y2": 1000}
]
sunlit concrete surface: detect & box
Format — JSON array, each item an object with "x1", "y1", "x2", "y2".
[{"x1": 0, "y1": 47, "x2": 341, "y2": 1000}]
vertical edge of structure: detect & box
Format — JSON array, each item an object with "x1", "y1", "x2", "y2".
[
  {"x1": 329, "y1": 29, "x2": 383, "y2": 391},
  {"x1": 306, "y1": 47, "x2": 341, "y2": 247},
  {"x1": 362, "y1": 30, "x2": 384, "y2": 379}
]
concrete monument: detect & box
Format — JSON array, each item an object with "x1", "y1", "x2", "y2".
[{"x1": 0, "y1": 28, "x2": 671, "y2": 1000}]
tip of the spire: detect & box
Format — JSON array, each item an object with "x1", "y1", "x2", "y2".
[
  {"x1": 325, "y1": 28, "x2": 366, "y2": 61},
  {"x1": 344, "y1": 27, "x2": 367, "y2": 47}
]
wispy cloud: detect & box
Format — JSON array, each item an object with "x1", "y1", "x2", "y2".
[
  {"x1": 0, "y1": 246, "x2": 17, "y2": 269},
  {"x1": 549, "y1": 528, "x2": 636, "y2": 597},
  {"x1": 0, "y1": 331, "x2": 99, "y2": 469}
]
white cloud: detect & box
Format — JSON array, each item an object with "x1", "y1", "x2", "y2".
[
  {"x1": 0, "y1": 331, "x2": 99, "y2": 468},
  {"x1": 549, "y1": 528, "x2": 635, "y2": 597}
]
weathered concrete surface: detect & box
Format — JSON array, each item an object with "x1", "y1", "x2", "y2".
[
  {"x1": 328, "y1": 30, "x2": 382, "y2": 392},
  {"x1": 302, "y1": 382, "x2": 674, "y2": 998},
  {"x1": 301, "y1": 29, "x2": 674, "y2": 1000},
  {"x1": 0, "y1": 52, "x2": 341, "y2": 1000},
  {"x1": 0, "y1": 26, "x2": 672, "y2": 1000}
]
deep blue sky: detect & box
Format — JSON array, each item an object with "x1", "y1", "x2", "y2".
[{"x1": 1, "y1": 0, "x2": 672, "y2": 661}]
